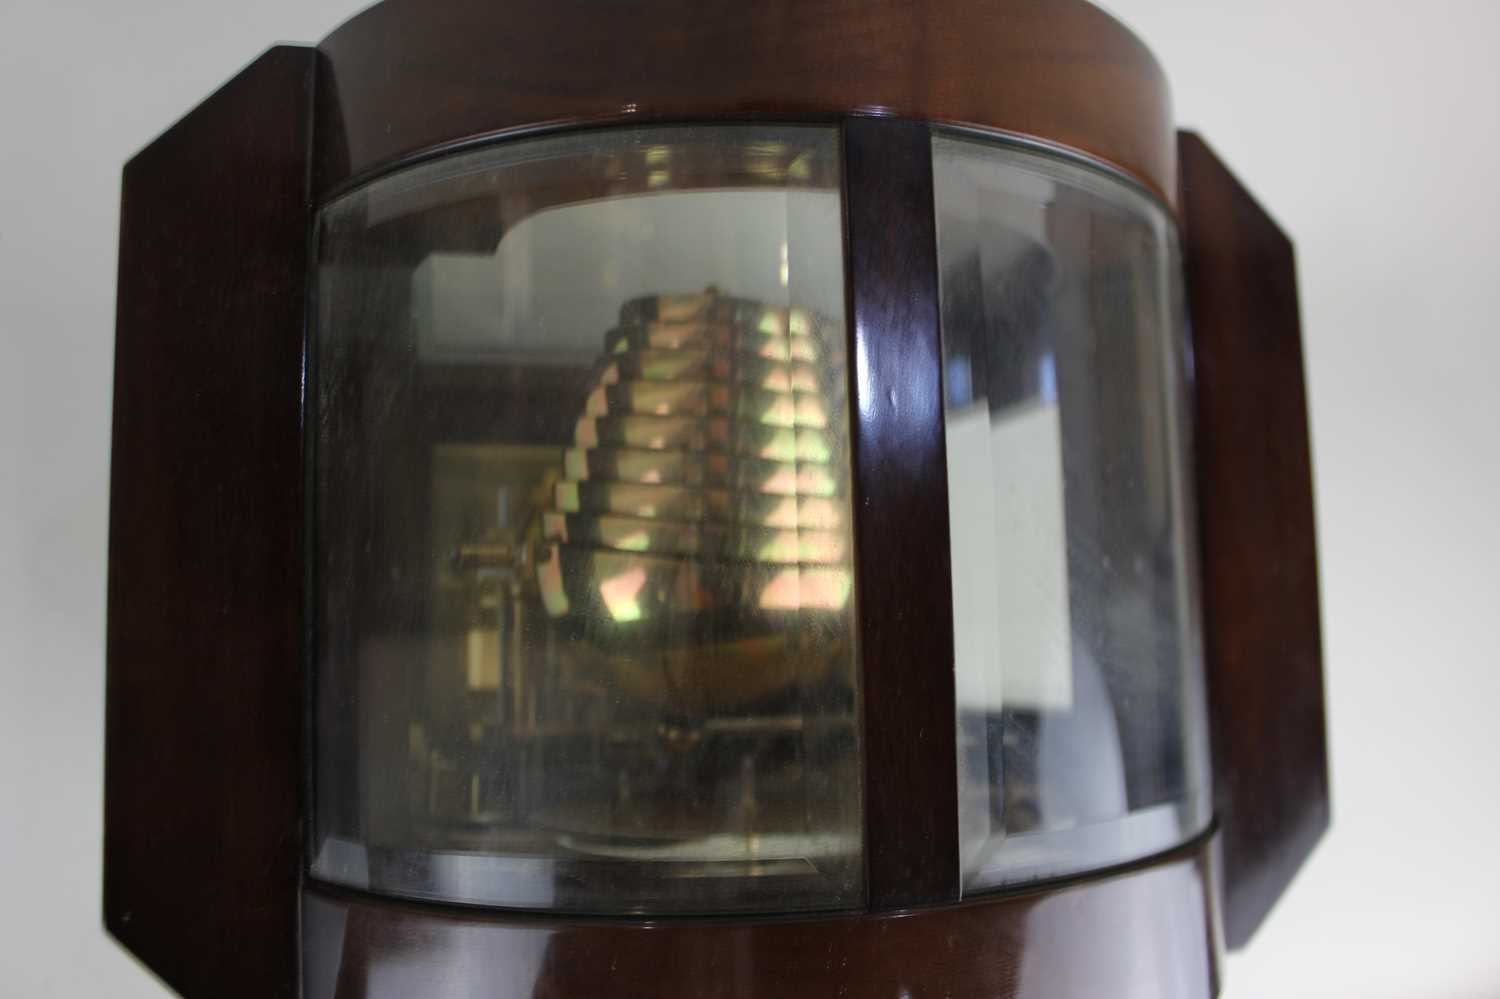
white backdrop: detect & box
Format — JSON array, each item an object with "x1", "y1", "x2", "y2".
[{"x1": 2, "y1": 1, "x2": 1497, "y2": 995}]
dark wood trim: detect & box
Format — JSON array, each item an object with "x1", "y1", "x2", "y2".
[
  {"x1": 313, "y1": 0, "x2": 1176, "y2": 206},
  {"x1": 1177, "y1": 131, "x2": 1329, "y2": 950},
  {"x1": 842, "y1": 117, "x2": 960, "y2": 909},
  {"x1": 105, "y1": 45, "x2": 314, "y2": 999},
  {"x1": 304, "y1": 837, "x2": 1218, "y2": 999}
]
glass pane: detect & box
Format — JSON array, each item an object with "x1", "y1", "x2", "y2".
[
  {"x1": 932, "y1": 133, "x2": 1212, "y2": 891},
  {"x1": 309, "y1": 125, "x2": 862, "y2": 914}
]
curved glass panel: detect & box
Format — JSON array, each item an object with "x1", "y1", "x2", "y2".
[
  {"x1": 309, "y1": 125, "x2": 862, "y2": 914},
  {"x1": 932, "y1": 133, "x2": 1212, "y2": 891}
]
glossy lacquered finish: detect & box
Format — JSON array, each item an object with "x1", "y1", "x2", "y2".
[
  {"x1": 843, "y1": 119, "x2": 961, "y2": 908},
  {"x1": 313, "y1": 0, "x2": 1176, "y2": 205},
  {"x1": 1178, "y1": 132, "x2": 1329, "y2": 948},
  {"x1": 104, "y1": 45, "x2": 314, "y2": 999},
  {"x1": 304, "y1": 840, "x2": 1220, "y2": 999}
]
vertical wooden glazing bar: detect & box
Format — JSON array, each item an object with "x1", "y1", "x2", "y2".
[{"x1": 842, "y1": 117, "x2": 960, "y2": 909}]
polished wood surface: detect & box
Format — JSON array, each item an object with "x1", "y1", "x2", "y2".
[
  {"x1": 843, "y1": 118, "x2": 961, "y2": 909},
  {"x1": 304, "y1": 840, "x2": 1218, "y2": 999},
  {"x1": 1178, "y1": 132, "x2": 1329, "y2": 949},
  {"x1": 104, "y1": 45, "x2": 314, "y2": 998},
  {"x1": 313, "y1": 0, "x2": 1176, "y2": 205}
]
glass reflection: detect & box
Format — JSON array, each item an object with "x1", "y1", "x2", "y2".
[
  {"x1": 932, "y1": 133, "x2": 1212, "y2": 891},
  {"x1": 310, "y1": 126, "x2": 862, "y2": 914}
]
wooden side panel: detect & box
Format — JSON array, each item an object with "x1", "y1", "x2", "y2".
[
  {"x1": 843, "y1": 118, "x2": 960, "y2": 909},
  {"x1": 105, "y1": 45, "x2": 314, "y2": 998},
  {"x1": 1178, "y1": 131, "x2": 1329, "y2": 949}
]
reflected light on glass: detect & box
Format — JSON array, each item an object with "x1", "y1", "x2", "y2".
[
  {"x1": 599, "y1": 565, "x2": 649, "y2": 622},
  {"x1": 759, "y1": 568, "x2": 853, "y2": 611}
]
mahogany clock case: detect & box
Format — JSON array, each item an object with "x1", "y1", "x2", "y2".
[{"x1": 104, "y1": 3, "x2": 1326, "y2": 997}]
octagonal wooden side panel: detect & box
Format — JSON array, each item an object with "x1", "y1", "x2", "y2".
[
  {"x1": 1178, "y1": 132, "x2": 1330, "y2": 950},
  {"x1": 105, "y1": 45, "x2": 314, "y2": 999}
]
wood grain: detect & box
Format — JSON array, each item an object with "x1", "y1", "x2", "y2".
[
  {"x1": 313, "y1": 0, "x2": 1176, "y2": 205},
  {"x1": 842, "y1": 117, "x2": 962, "y2": 909},
  {"x1": 105, "y1": 44, "x2": 314, "y2": 998},
  {"x1": 305, "y1": 839, "x2": 1218, "y2": 999},
  {"x1": 1178, "y1": 131, "x2": 1329, "y2": 949}
]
